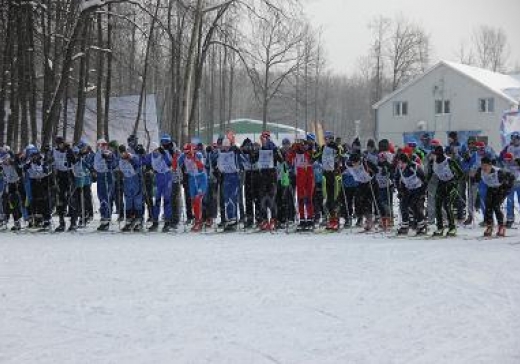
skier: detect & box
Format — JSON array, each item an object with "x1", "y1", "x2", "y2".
[
  {"x1": 217, "y1": 138, "x2": 243, "y2": 231},
  {"x1": 395, "y1": 153, "x2": 428, "y2": 235},
  {"x1": 142, "y1": 134, "x2": 175, "y2": 232},
  {"x1": 375, "y1": 151, "x2": 394, "y2": 230},
  {"x1": 240, "y1": 138, "x2": 259, "y2": 229},
  {"x1": 502, "y1": 152, "x2": 520, "y2": 228},
  {"x1": 345, "y1": 153, "x2": 378, "y2": 231},
  {"x1": 429, "y1": 145, "x2": 464, "y2": 237},
  {"x1": 178, "y1": 143, "x2": 207, "y2": 232},
  {"x1": 53, "y1": 137, "x2": 74, "y2": 232},
  {"x1": 287, "y1": 139, "x2": 315, "y2": 230},
  {"x1": 119, "y1": 143, "x2": 145, "y2": 232},
  {"x1": 475, "y1": 156, "x2": 515, "y2": 237},
  {"x1": 93, "y1": 139, "x2": 117, "y2": 231},
  {"x1": 1, "y1": 148, "x2": 24, "y2": 230},
  {"x1": 24, "y1": 145, "x2": 53, "y2": 230},
  {"x1": 317, "y1": 131, "x2": 342, "y2": 231},
  {"x1": 256, "y1": 131, "x2": 282, "y2": 231},
  {"x1": 69, "y1": 142, "x2": 94, "y2": 231}
]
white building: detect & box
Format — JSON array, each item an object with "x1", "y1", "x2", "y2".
[{"x1": 373, "y1": 60, "x2": 520, "y2": 149}]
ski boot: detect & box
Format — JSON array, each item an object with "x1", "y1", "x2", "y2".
[
  {"x1": 483, "y1": 225, "x2": 493, "y2": 237},
  {"x1": 363, "y1": 217, "x2": 373, "y2": 232},
  {"x1": 497, "y1": 225, "x2": 506, "y2": 237},
  {"x1": 259, "y1": 220, "x2": 270, "y2": 231},
  {"x1": 380, "y1": 217, "x2": 390, "y2": 231},
  {"x1": 162, "y1": 222, "x2": 172, "y2": 233},
  {"x1": 191, "y1": 219, "x2": 203, "y2": 232},
  {"x1": 355, "y1": 217, "x2": 363, "y2": 227},
  {"x1": 224, "y1": 221, "x2": 238, "y2": 232},
  {"x1": 506, "y1": 220, "x2": 514, "y2": 229},
  {"x1": 40, "y1": 221, "x2": 51, "y2": 232},
  {"x1": 269, "y1": 218, "x2": 277, "y2": 231},
  {"x1": 344, "y1": 217, "x2": 352, "y2": 228},
  {"x1": 446, "y1": 227, "x2": 457, "y2": 237},
  {"x1": 97, "y1": 221, "x2": 110, "y2": 232},
  {"x1": 121, "y1": 220, "x2": 134, "y2": 232},
  {"x1": 133, "y1": 219, "x2": 144, "y2": 232},
  {"x1": 205, "y1": 218, "x2": 214, "y2": 229},
  {"x1": 416, "y1": 224, "x2": 428, "y2": 236},
  {"x1": 329, "y1": 217, "x2": 339, "y2": 231},
  {"x1": 11, "y1": 221, "x2": 21, "y2": 232},
  {"x1": 55, "y1": 223, "x2": 66, "y2": 233},
  {"x1": 68, "y1": 220, "x2": 78, "y2": 232},
  {"x1": 397, "y1": 226, "x2": 409, "y2": 235},
  {"x1": 148, "y1": 221, "x2": 159, "y2": 232},
  {"x1": 432, "y1": 228, "x2": 445, "y2": 237}
]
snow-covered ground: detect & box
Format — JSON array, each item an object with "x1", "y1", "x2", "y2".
[{"x1": 1, "y1": 228, "x2": 520, "y2": 364}]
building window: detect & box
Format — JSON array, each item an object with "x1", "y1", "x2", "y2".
[
  {"x1": 393, "y1": 101, "x2": 408, "y2": 116},
  {"x1": 435, "y1": 99, "x2": 451, "y2": 115},
  {"x1": 479, "y1": 98, "x2": 495, "y2": 113}
]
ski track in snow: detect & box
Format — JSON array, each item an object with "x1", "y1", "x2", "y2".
[{"x1": 1, "y1": 230, "x2": 520, "y2": 364}]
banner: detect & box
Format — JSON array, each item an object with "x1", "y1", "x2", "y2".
[{"x1": 501, "y1": 110, "x2": 520, "y2": 148}]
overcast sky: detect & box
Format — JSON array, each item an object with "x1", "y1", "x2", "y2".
[{"x1": 303, "y1": 0, "x2": 520, "y2": 75}]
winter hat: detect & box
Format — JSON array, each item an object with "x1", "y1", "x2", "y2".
[
  {"x1": 430, "y1": 139, "x2": 442, "y2": 147},
  {"x1": 397, "y1": 153, "x2": 410, "y2": 163},
  {"x1": 433, "y1": 145, "x2": 444, "y2": 156},
  {"x1": 349, "y1": 153, "x2": 361, "y2": 163},
  {"x1": 378, "y1": 139, "x2": 389, "y2": 152},
  {"x1": 366, "y1": 139, "x2": 375, "y2": 149},
  {"x1": 108, "y1": 140, "x2": 119, "y2": 150},
  {"x1": 481, "y1": 156, "x2": 492, "y2": 165},
  {"x1": 324, "y1": 131, "x2": 334, "y2": 140},
  {"x1": 55, "y1": 136, "x2": 64, "y2": 145},
  {"x1": 448, "y1": 131, "x2": 458, "y2": 140},
  {"x1": 306, "y1": 133, "x2": 316, "y2": 142}
]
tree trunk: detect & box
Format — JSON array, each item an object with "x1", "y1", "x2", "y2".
[
  {"x1": 181, "y1": 0, "x2": 203, "y2": 145},
  {"x1": 132, "y1": 0, "x2": 161, "y2": 136},
  {"x1": 96, "y1": 13, "x2": 104, "y2": 140},
  {"x1": 103, "y1": 4, "x2": 112, "y2": 141},
  {"x1": 42, "y1": 13, "x2": 87, "y2": 146},
  {"x1": 74, "y1": 19, "x2": 91, "y2": 143}
]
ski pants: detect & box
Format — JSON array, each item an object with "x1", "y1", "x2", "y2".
[
  {"x1": 468, "y1": 181, "x2": 487, "y2": 216},
  {"x1": 322, "y1": 171, "x2": 340, "y2": 218},
  {"x1": 506, "y1": 184, "x2": 520, "y2": 222},
  {"x1": 358, "y1": 181, "x2": 377, "y2": 219},
  {"x1": 56, "y1": 170, "x2": 72, "y2": 218},
  {"x1": 244, "y1": 170, "x2": 259, "y2": 224},
  {"x1": 485, "y1": 187, "x2": 506, "y2": 226},
  {"x1": 123, "y1": 175, "x2": 143, "y2": 219},
  {"x1": 70, "y1": 185, "x2": 93, "y2": 224},
  {"x1": 97, "y1": 172, "x2": 114, "y2": 221},
  {"x1": 153, "y1": 172, "x2": 173, "y2": 222},
  {"x1": 296, "y1": 168, "x2": 315, "y2": 220},
  {"x1": 427, "y1": 175, "x2": 438, "y2": 224},
  {"x1": 378, "y1": 186, "x2": 393, "y2": 218},
  {"x1": 313, "y1": 183, "x2": 324, "y2": 221},
  {"x1": 204, "y1": 178, "x2": 218, "y2": 220},
  {"x1": 258, "y1": 169, "x2": 277, "y2": 221},
  {"x1": 3, "y1": 181, "x2": 25, "y2": 222},
  {"x1": 435, "y1": 180, "x2": 457, "y2": 230},
  {"x1": 223, "y1": 172, "x2": 240, "y2": 221},
  {"x1": 29, "y1": 176, "x2": 52, "y2": 222},
  {"x1": 183, "y1": 173, "x2": 193, "y2": 221},
  {"x1": 171, "y1": 182, "x2": 181, "y2": 225},
  {"x1": 400, "y1": 188, "x2": 426, "y2": 228}
]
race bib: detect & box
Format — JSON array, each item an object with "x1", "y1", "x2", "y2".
[
  {"x1": 218, "y1": 152, "x2": 238, "y2": 174},
  {"x1": 258, "y1": 150, "x2": 274, "y2": 169}
]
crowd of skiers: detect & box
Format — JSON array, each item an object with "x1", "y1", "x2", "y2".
[{"x1": 0, "y1": 130, "x2": 518, "y2": 237}]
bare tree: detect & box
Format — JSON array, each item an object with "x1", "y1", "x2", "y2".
[
  {"x1": 239, "y1": 3, "x2": 303, "y2": 129},
  {"x1": 472, "y1": 25, "x2": 510, "y2": 72},
  {"x1": 388, "y1": 16, "x2": 430, "y2": 91}
]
